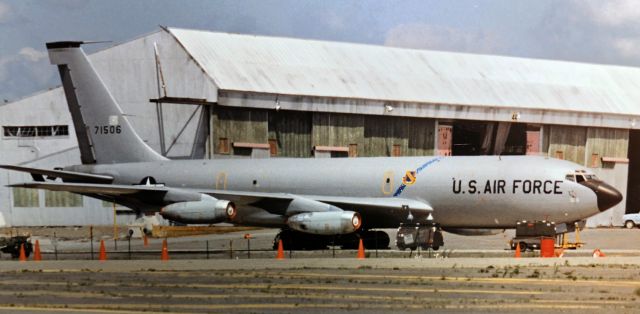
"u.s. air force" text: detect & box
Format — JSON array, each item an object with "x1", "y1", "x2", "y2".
[{"x1": 452, "y1": 179, "x2": 562, "y2": 195}]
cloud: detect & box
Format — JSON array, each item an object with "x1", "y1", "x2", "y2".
[
  {"x1": 384, "y1": 23, "x2": 503, "y2": 54},
  {"x1": 18, "y1": 47, "x2": 47, "y2": 62},
  {"x1": 0, "y1": 47, "x2": 55, "y2": 102},
  {"x1": 612, "y1": 38, "x2": 640, "y2": 58},
  {"x1": 564, "y1": 0, "x2": 640, "y2": 60},
  {"x1": 579, "y1": 0, "x2": 640, "y2": 27}
]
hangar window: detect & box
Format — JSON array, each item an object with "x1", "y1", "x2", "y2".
[
  {"x1": 218, "y1": 138, "x2": 230, "y2": 154},
  {"x1": 392, "y1": 144, "x2": 401, "y2": 157},
  {"x1": 268, "y1": 139, "x2": 278, "y2": 156},
  {"x1": 3, "y1": 125, "x2": 69, "y2": 138},
  {"x1": 348, "y1": 144, "x2": 358, "y2": 158}
]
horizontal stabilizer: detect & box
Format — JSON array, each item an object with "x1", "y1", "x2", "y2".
[{"x1": 0, "y1": 165, "x2": 113, "y2": 183}]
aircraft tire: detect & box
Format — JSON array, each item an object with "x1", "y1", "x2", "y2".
[
  {"x1": 519, "y1": 242, "x2": 527, "y2": 252},
  {"x1": 273, "y1": 229, "x2": 330, "y2": 250},
  {"x1": 361, "y1": 231, "x2": 390, "y2": 250},
  {"x1": 339, "y1": 233, "x2": 360, "y2": 250}
]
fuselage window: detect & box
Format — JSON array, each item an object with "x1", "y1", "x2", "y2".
[
  {"x1": 565, "y1": 174, "x2": 575, "y2": 182},
  {"x1": 576, "y1": 175, "x2": 585, "y2": 183}
]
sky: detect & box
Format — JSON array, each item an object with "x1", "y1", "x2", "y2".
[{"x1": 2, "y1": 0, "x2": 640, "y2": 103}]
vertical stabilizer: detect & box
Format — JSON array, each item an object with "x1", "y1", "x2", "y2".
[{"x1": 46, "y1": 41, "x2": 167, "y2": 164}]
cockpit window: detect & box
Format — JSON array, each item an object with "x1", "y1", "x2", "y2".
[{"x1": 566, "y1": 171, "x2": 598, "y2": 182}]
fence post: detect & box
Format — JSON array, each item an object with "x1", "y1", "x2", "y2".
[
  {"x1": 89, "y1": 226, "x2": 94, "y2": 260},
  {"x1": 53, "y1": 232, "x2": 58, "y2": 261},
  {"x1": 206, "y1": 240, "x2": 209, "y2": 260}
]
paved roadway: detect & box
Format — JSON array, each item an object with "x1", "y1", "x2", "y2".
[
  {"x1": 1, "y1": 257, "x2": 640, "y2": 313},
  {"x1": 1, "y1": 227, "x2": 640, "y2": 313}
]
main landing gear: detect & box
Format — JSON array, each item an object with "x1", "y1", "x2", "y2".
[
  {"x1": 272, "y1": 229, "x2": 391, "y2": 251},
  {"x1": 395, "y1": 222, "x2": 444, "y2": 251}
]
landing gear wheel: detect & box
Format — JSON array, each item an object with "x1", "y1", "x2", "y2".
[
  {"x1": 519, "y1": 242, "x2": 527, "y2": 252},
  {"x1": 625, "y1": 220, "x2": 636, "y2": 229},
  {"x1": 273, "y1": 229, "x2": 330, "y2": 250},
  {"x1": 361, "y1": 230, "x2": 390, "y2": 250}
]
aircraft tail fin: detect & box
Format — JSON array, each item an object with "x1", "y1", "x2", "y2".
[{"x1": 46, "y1": 41, "x2": 167, "y2": 164}]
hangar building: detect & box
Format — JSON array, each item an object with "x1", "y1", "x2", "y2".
[{"x1": 1, "y1": 27, "x2": 638, "y2": 227}]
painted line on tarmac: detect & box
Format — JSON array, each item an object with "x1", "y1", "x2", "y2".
[
  {"x1": 0, "y1": 305, "x2": 150, "y2": 313},
  {"x1": 0, "y1": 280, "x2": 543, "y2": 295},
  {"x1": 270, "y1": 271, "x2": 640, "y2": 287},
  {"x1": 2, "y1": 289, "x2": 632, "y2": 307},
  {"x1": 0, "y1": 302, "x2": 601, "y2": 312}
]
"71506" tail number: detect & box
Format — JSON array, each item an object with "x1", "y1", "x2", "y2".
[{"x1": 94, "y1": 125, "x2": 122, "y2": 135}]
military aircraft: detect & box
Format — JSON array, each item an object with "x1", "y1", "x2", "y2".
[{"x1": 1, "y1": 42, "x2": 623, "y2": 250}]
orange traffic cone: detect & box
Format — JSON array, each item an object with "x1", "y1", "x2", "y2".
[
  {"x1": 514, "y1": 242, "x2": 521, "y2": 258},
  {"x1": 161, "y1": 239, "x2": 169, "y2": 261},
  {"x1": 34, "y1": 240, "x2": 42, "y2": 262},
  {"x1": 357, "y1": 238, "x2": 365, "y2": 259},
  {"x1": 18, "y1": 243, "x2": 26, "y2": 262},
  {"x1": 276, "y1": 239, "x2": 285, "y2": 260},
  {"x1": 592, "y1": 249, "x2": 605, "y2": 258},
  {"x1": 99, "y1": 240, "x2": 107, "y2": 261},
  {"x1": 143, "y1": 234, "x2": 149, "y2": 247}
]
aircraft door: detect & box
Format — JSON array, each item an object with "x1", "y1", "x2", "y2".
[
  {"x1": 382, "y1": 171, "x2": 394, "y2": 195},
  {"x1": 215, "y1": 172, "x2": 227, "y2": 190}
]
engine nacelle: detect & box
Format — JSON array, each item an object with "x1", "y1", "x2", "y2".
[
  {"x1": 160, "y1": 195, "x2": 236, "y2": 224},
  {"x1": 286, "y1": 211, "x2": 362, "y2": 235}
]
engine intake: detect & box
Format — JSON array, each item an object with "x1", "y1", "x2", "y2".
[{"x1": 287, "y1": 211, "x2": 361, "y2": 235}]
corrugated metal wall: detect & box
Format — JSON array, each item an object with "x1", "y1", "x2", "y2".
[
  {"x1": 44, "y1": 191, "x2": 83, "y2": 207},
  {"x1": 213, "y1": 106, "x2": 268, "y2": 155},
  {"x1": 12, "y1": 188, "x2": 38, "y2": 208},
  {"x1": 545, "y1": 125, "x2": 587, "y2": 165},
  {"x1": 363, "y1": 115, "x2": 435, "y2": 157},
  {"x1": 544, "y1": 125, "x2": 629, "y2": 167},
  {"x1": 213, "y1": 108, "x2": 436, "y2": 158},
  {"x1": 312, "y1": 113, "x2": 364, "y2": 149},
  {"x1": 585, "y1": 128, "x2": 629, "y2": 167},
  {"x1": 268, "y1": 110, "x2": 312, "y2": 157}
]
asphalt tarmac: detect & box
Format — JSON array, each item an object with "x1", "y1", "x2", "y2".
[{"x1": 1, "y1": 227, "x2": 639, "y2": 313}]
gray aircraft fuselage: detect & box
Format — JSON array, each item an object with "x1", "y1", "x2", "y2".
[{"x1": 66, "y1": 155, "x2": 605, "y2": 229}]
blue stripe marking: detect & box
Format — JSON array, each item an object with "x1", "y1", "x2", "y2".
[{"x1": 392, "y1": 157, "x2": 442, "y2": 197}]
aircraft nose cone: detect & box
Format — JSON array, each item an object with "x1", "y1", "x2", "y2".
[{"x1": 592, "y1": 181, "x2": 623, "y2": 212}]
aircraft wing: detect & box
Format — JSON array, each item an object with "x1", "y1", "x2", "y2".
[
  {"x1": 205, "y1": 190, "x2": 433, "y2": 212},
  {"x1": 8, "y1": 182, "x2": 432, "y2": 217},
  {"x1": 8, "y1": 182, "x2": 164, "y2": 195},
  {"x1": 0, "y1": 165, "x2": 113, "y2": 184}
]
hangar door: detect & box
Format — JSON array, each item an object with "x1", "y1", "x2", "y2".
[
  {"x1": 440, "y1": 121, "x2": 533, "y2": 156},
  {"x1": 626, "y1": 130, "x2": 640, "y2": 214}
]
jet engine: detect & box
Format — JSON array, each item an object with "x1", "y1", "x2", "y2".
[
  {"x1": 160, "y1": 195, "x2": 236, "y2": 224},
  {"x1": 286, "y1": 211, "x2": 362, "y2": 235}
]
